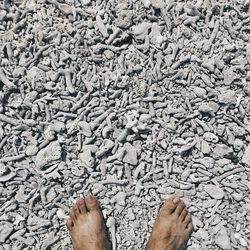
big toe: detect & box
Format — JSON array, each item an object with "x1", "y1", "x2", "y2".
[
  {"x1": 85, "y1": 194, "x2": 100, "y2": 212},
  {"x1": 161, "y1": 196, "x2": 180, "y2": 214}
]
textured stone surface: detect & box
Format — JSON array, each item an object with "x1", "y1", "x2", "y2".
[
  {"x1": 35, "y1": 141, "x2": 62, "y2": 170},
  {"x1": 214, "y1": 227, "x2": 232, "y2": 250},
  {"x1": 204, "y1": 185, "x2": 225, "y2": 200},
  {"x1": 0, "y1": 222, "x2": 13, "y2": 243},
  {"x1": 242, "y1": 144, "x2": 250, "y2": 167}
]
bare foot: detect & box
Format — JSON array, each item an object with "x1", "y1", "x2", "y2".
[
  {"x1": 145, "y1": 196, "x2": 193, "y2": 250},
  {"x1": 66, "y1": 195, "x2": 111, "y2": 250}
]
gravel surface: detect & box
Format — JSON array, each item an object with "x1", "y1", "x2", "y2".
[{"x1": 0, "y1": 0, "x2": 250, "y2": 249}]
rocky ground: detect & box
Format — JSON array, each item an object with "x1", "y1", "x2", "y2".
[{"x1": 0, "y1": 0, "x2": 250, "y2": 249}]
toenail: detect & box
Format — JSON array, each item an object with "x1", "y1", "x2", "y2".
[
  {"x1": 86, "y1": 194, "x2": 94, "y2": 204},
  {"x1": 173, "y1": 197, "x2": 180, "y2": 204}
]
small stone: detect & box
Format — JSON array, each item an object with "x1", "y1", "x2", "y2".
[
  {"x1": 0, "y1": 221, "x2": 13, "y2": 243},
  {"x1": 192, "y1": 86, "x2": 207, "y2": 98},
  {"x1": 211, "y1": 144, "x2": 233, "y2": 159},
  {"x1": 218, "y1": 89, "x2": 236, "y2": 104},
  {"x1": 7, "y1": 93, "x2": 23, "y2": 108},
  {"x1": 141, "y1": 0, "x2": 151, "y2": 8},
  {"x1": 150, "y1": 0, "x2": 165, "y2": 9},
  {"x1": 27, "y1": 67, "x2": 46, "y2": 89},
  {"x1": 25, "y1": 145, "x2": 39, "y2": 156},
  {"x1": 232, "y1": 192, "x2": 243, "y2": 201},
  {"x1": 52, "y1": 100, "x2": 71, "y2": 112},
  {"x1": 198, "y1": 103, "x2": 215, "y2": 116},
  {"x1": 78, "y1": 121, "x2": 92, "y2": 137},
  {"x1": 233, "y1": 139, "x2": 243, "y2": 152},
  {"x1": 203, "y1": 132, "x2": 218, "y2": 143},
  {"x1": 112, "y1": 191, "x2": 127, "y2": 206},
  {"x1": 103, "y1": 50, "x2": 114, "y2": 60},
  {"x1": 80, "y1": 0, "x2": 91, "y2": 5},
  {"x1": 187, "y1": 244, "x2": 201, "y2": 250},
  {"x1": 203, "y1": 199, "x2": 217, "y2": 208},
  {"x1": 242, "y1": 203, "x2": 250, "y2": 213},
  {"x1": 96, "y1": 139, "x2": 115, "y2": 158},
  {"x1": 56, "y1": 209, "x2": 67, "y2": 220},
  {"x1": 201, "y1": 140, "x2": 211, "y2": 154},
  {"x1": 231, "y1": 124, "x2": 246, "y2": 137},
  {"x1": 51, "y1": 121, "x2": 66, "y2": 133},
  {"x1": 207, "y1": 101, "x2": 220, "y2": 113},
  {"x1": 204, "y1": 184, "x2": 225, "y2": 199},
  {"x1": 79, "y1": 150, "x2": 95, "y2": 169},
  {"x1": 239, "y1": 238, "x2": 248, "y2": 247},
  {"x1": 244, "y1": 82, "x2": 250, "y2": 96},
  {"x1": 149, "y1": 23, "x2": 164, "y2": 46},
  {"x1": 223, "y1": 68, "x2": 236, "y2": 85},
  {"x1": 35, "y1": 141, "x2": 62, "y2": 170},
  {"x1": 133, "y1": 22, "x2": 152, "y2": 41},
  {"x1": 242, "y1": 144, "x2": 250, "y2": 167},
  {"x1": 123, "y1": 142, "x2": 138, "y2": 165},
  {"x1": 0, "y1": 164, "x2": 8, "y2": 176},
  {"x1": 214, "y1": 226, "x2": 231, "y2": 250},
  {"x1": 234, "y1": 232, "x2": 241, "y2": 239},
  {"x1": 115, "y1": 10, "x2": 133, "y2": 29},
  {"x1": 196, "y1": 228, "x2": 209, "y2": 240},
  {"x1": 192, "y1": 216, "x2": 204, "y2": 229},
  {"x1": 216, "y1": 159, "x2": 231, "y2": 167}
]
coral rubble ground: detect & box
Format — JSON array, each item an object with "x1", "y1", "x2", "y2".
[{"x1": 0, "y1": 0, "x2": 250, "y2": 249}]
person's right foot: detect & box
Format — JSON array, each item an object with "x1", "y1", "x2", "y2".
[{"x1": 145, "y1": 196, "x2": 193, "y2": 250}]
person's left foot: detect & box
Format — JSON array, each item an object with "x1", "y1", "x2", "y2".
[{"x1": 66, "y1": 195, "x2": 111, "y2": 250}]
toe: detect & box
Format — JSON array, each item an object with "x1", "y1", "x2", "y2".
[
  {"x1": 184, "y1": 213, "x2": 192, "y2": 227},
  {"x1": 161, "y1": 196, "x2": 180, "y2": 214},
  {"x1": 70, "y1": 210, "x2": 76, "y2": 223},
  {"x1": 180, "y1": 208, "x2": 188, "y2": 221},
  {"x1": 73, "y1": 203, "x2": 80, "y2": 217},
  {"x1": 70, "y1": 204, "x2": 79, "y2": 222},
  {"x1": 66, "y1": 218, "x2": 74, "y2": 231},
  {"x1": 85, "y1": 194, "x2": 100, "y2": 212},
  {"x1": 186, "y1": 222, "x2": 194, "y2": 235},
  {"x1": 175, "y1": 200, "x2": 186, "y2": 216},
  {"x1": 76, "y1": 197, "x2": 87, "y2": 214}
]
